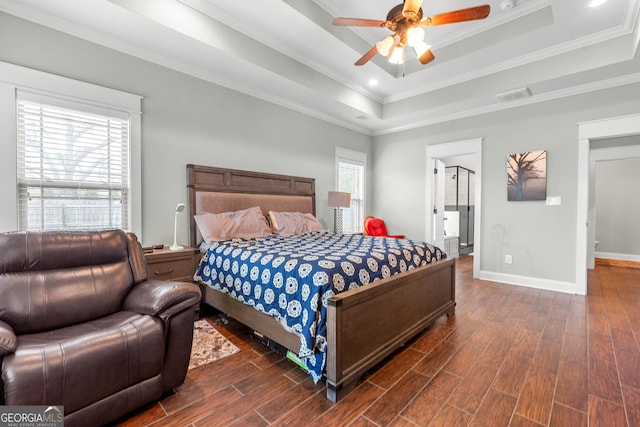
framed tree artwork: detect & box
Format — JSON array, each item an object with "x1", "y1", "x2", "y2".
[{"x1": 507, "y1": 150, "x2": 547, "y2": 201}]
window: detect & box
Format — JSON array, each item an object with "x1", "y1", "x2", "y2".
[
  {"x1": 17, "y1": 94, "x2": 130, "y2": 231},
  {"x1": 336, "y1": 147, "x2": 367, "y2": 234},
  {"x1": 0, "y1": 61, "x2": 141, "y2": 236}
]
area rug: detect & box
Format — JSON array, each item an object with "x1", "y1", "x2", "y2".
[{"x1": 188, "y1": 319, "x2": 240, "y2": 370}]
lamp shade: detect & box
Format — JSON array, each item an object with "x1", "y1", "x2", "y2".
[
  {"x1": 388, "y1": 45, "x2": 405, "y2": 65},
  {"x1": 375, "y1": 35, "x2": 395, "y2": 56},
  {"x1": 327, "y1": 191, "x2": 351, "y2": 208}
]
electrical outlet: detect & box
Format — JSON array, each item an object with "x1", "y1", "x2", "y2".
[{"x1": 505, "y1": 254, "x2": 513, "y2": 264}]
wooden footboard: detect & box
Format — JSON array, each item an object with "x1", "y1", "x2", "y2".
[
  {"x1": 325, "y1": 257, "x2": 456, "y2": 401},
  {"x1": 203, "y1": 256, "x2": 455, "y2": 402}
]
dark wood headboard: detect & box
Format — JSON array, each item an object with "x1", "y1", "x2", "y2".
[{"x1": 187, "y1": 164, "x2": 316, "y2": 246}]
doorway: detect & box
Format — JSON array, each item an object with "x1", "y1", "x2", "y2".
[
  {"x1": 576, "y1": 113, "x2": 640, "y2": 295},
  {"x1": 445, "y1": 165, "x2": 475, "y2": 256},
  {"x1": 426, "y1": 138, "x2": 482, "y2": 278},
  {"x1": 590, "y1": 145, "x2": 640, "y2": 264}
]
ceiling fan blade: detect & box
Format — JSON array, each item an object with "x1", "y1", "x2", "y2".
[
  {"x1": 421, "y1": 5, "x2": 491, "y2": 27},
  {"x1": 418, "y1": 48, "x2": 435, "y2": 65},
  {"x1": 355, "y1": 45, "x2": 379, "y2": 66},
  {"x1": 332, "y1": 17, "x2": 386, "y2": 27},
  {"x1": 402, "y1": 0, "x2": 424, "y2": 18}
]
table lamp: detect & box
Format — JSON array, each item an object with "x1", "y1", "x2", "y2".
[
  {"x1": 170, "y1": 203, "x2": 186, "y2": 251},
  {"x1": 327, "y1": 191, "x2": 351, "y2": 234}
]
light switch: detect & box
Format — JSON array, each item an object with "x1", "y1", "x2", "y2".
[{"x1": 546, "y1": 196, "x2": 562, "y2": 206}]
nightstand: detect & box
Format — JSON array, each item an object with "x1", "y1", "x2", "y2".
[
  {"x1": 144, "y1": 246, "x2": 198, "y2": 282},
  {"x1": 144, "y1": 246, "x2": 201, "y2": 317}
]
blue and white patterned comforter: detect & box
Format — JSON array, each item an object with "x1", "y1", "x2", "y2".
[{"x1": 193, "y1": 231, "x2": 445, "y2": 382}]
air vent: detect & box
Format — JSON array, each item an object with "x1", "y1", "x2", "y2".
[{"x1": 495, "y1": 87, "x2": 531, "y2": 103}]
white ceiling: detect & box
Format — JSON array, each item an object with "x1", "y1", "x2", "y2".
[{"x1": 1, "y1": 0, "x2": 639, "y2": 135}]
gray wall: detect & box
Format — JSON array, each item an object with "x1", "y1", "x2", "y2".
[
  {"x1": 372, "y1": 86, "x2": 640, "y2": 283},
  {"x1": 2, "y1": 11, "x2": 640, "y2": 286},
  {"x1": 595, "y1": 158, "x2": 640, "y2": 257},
  {"x1": 0, "y1": 12, "x2": 372, "y2": 246}
]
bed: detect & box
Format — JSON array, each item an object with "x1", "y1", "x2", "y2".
[{"x1": 187, "y1": 164, "x2": 456, "y2": 402}]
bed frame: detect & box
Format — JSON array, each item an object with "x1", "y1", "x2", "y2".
[{"x1": 187, "y1": 164, "x2": 456, "y2": 402}]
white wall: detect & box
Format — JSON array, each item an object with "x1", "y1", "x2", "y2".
[
  {"x1": 0, "y1": 12, "x2": 372, "y2": 246},
  {"x1": 595, "y1": 158, "x2": 640, "y2": 258}
]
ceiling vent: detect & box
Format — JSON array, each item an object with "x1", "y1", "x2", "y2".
[{"x1": 495, "y1": 87, "x2": 531, "y2": 103}]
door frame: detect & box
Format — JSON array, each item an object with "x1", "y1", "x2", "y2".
[
  {"x1": 433, "y1": 159, "x2": 445, "y2": 251},
  {"x1": 576, "y1": 113, "x2": 640, "y2": 294},
  {"x1": 426, "y1": 138, "x2": 483, "y2": 278}
]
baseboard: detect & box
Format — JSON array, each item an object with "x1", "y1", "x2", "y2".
[
  {"x1": 479, "y1": 270, "x2": 579, "y2": 294},
  {"x1": 594, "y1": 252, "x2": 640, "y2": 263}
]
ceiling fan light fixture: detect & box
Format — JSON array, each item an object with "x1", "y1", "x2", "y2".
[
  {"x1": 333, "y1": 3, "x2": 491, "y2": 66},
  {"x1": 406, "y1": 27, "x2": 426, "y2": 47},
  {"x1": 375, "y1": 35, "x2": 395, "y2": 56},
  {"x1": 388, "y1": 44, "x2": 405, "y2": 64}
]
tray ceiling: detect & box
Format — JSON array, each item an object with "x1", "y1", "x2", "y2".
[{"x1": 1, "y1": 0, "x2": 638, "y2": 135}]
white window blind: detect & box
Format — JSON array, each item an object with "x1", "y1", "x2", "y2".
[
  {"x1": 17, "y1": 93, "x2": 130, "y2": 231},
  {"x1": 336, "y1": 148, "x2": 366, "y2": 234}
]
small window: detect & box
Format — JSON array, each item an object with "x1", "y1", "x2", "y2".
[
  {"x1": 17, "y1": 93, "x2": 131, "y2": 231},
  {"x1": 336, "y1": 147, "x2": 367, "y2": 234}
]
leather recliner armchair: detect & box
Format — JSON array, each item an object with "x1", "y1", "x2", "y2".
[{"x1": 0, "y1": 229, "x2": 201, "y2": 426}]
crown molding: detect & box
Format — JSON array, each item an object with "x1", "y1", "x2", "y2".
[{"x1": 374, "y1": 71, "x2": 640, "y2": 136}]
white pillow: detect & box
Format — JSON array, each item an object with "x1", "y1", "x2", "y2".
[{"x1": 194, "y1": 206, "x2": 272, "y2": 243}]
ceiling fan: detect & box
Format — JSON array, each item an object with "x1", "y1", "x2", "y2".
[{"x1": 332, "y1": 0, "x2": 491, "y2": 66}]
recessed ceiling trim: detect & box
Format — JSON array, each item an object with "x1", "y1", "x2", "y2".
[
  {"x1": 384, "y1": 22, "x2": 634, "y2": 104},
  {"x1": 374, "y1": 71, "x2": 640, "y2": 136},
  {"x1": 178, "y1": 0, "x2": 384, "y2": 104},
  {"x1": 2, "y1": 0, "x2": 638, "y2": 137},
  {"x1": 110, "y1": 0, "x2": 383, "y2": 119},
  {"x1": 623, "y1": 0, "x2": 640, "y2": 29}
]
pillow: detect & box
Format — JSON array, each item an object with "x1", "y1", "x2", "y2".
[
  {"x1": 194, "y1": 206, "x2": 272, "y2": 243},
  {"x1": 269, "y1": 211, "x2": 324, "y2": 237},
  {"x1": 303, "y1": 214, "x2": 325, "y2": 233}
]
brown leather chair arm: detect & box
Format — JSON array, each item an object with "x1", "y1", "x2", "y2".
[
  {"x1": 127, "y1": 232, "x2": 148, "y2": 284},
  {"x1": 0, "y1": 320, "x2": 17, "y2": 357},
  {"x1": 123, "y1": 280, "x2": 201, "y2": 317}
]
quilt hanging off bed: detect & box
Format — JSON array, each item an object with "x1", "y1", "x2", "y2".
[{"x1": 194, "y1": 231, "x2": 445, "y2": 382}]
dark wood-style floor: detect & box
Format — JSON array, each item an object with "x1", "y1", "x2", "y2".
[{"x1": 117, "y1": 255, "x2": 640, "y2": 426}]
